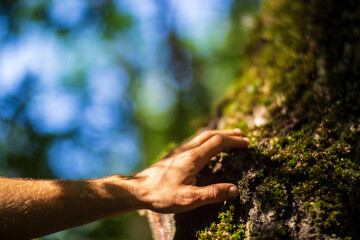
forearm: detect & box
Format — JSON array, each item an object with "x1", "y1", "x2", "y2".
[
  {"x1": 0, "y1": 129, "x2": 249, "y2": 239},
  {"x1": 0, "y1": 176, "x2": 141, "y2": 239}
]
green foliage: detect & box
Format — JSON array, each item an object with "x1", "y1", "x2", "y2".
[
  {"x1": 196, "y1": 206, "x2": 247, "y2": 240},
  {"x1": 150, "y1": 142, "x2": 178, "y2": 165}
]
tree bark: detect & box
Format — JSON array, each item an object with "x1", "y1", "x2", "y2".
[{"x1": 148, "y1": 0, "x2": 360, "y2": 239}]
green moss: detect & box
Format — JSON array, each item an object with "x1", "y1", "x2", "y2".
[
  {"x1": 190, "y1": 0, "x2": 360, "y2": 238},
  {"x1": 196, "y1": 206, "x2": 247, "y2": 240}
]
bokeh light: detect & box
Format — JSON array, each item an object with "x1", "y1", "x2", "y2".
[{"x1": 0, "y1": 0, "x2": 261, "y2": 238}]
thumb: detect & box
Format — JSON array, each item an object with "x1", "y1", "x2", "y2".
[{"x1": 195, "y1": 183, "x2": 239, "y2": 206}]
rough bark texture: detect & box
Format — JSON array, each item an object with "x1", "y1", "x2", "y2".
[{"x1": 148, "y1": 0, "x2": 360, "y2": 239}]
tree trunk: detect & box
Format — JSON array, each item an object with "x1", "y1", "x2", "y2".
[{"x1": 147, "y1": 0, "x2": 360, "y2": 239}]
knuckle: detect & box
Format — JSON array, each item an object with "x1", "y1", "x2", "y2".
[
  {"x1": 203, "y1": 130, "x2": 214, "y2": 137},
  {"x1": 187, "y1": 161, "x2": 200, "y2": 175},
  {"x1": 211, "y1": 134, "x2": 224, "y2": 145},
  {"x1": 185, "y1": 149, "x2": 200, "y2": 160},
  {"x1": 172, "y1": 146, "x2": 182, "y2": 154},
  {"x1": 211, "y1": 186, "x2": 220, "y2": 199},
  {"x1": 197, "y1": 130, "x2": 212, "y2": 142},
  {"x1": 180, "y1": 191, "x2": 198, "y2": 206}
]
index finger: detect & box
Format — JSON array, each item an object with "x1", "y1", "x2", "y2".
[{"x1": 192, "y1": 135, "x2": 249, "y2": 171}]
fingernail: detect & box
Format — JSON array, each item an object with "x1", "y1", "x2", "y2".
[
  {"x1": 243, "y1": 137, "x2": 250, "y2": 144},
  {"x1": 228, "y1": 186, "x2": 239, "y2": 199},
  {"x1": 234, "y1": 128, "x2": 242, "y2": 133}
]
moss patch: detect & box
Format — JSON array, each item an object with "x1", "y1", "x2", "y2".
[
  {"x1": 196, "y1": 206, "x2": 247, "y2": 240},
  {"x1": 174, "y1": 0, "x2": 360, "y2": 239}
]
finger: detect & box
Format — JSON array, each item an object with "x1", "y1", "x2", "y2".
[
  {"x1": 194, "y1": 135, "x2": 249, "y2": 170},
  {"x1": 180, "y1": 129, "x2": 243, "y2": 152},
  {"x1": 190, "y1": 184, "x2": 239, "y2": 209}
]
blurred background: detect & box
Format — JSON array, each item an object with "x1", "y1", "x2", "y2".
[{"x1": 0, "y1": 0, "x2": 261, "y2": 239}]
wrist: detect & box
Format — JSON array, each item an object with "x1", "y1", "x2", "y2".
[{"x1": 103, "y1": 175, "x2": 150, "y2": 213}]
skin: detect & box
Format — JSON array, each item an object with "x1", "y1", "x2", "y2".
[{"x1": 0, "y1": 129, "x2": 249, "y2": 239}]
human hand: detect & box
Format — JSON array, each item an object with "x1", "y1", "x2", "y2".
[
  {"x1": 129, "y1": 129, "x2": 250, "y2": 213},
  {"x1": 0, "y1": 129, "x2": 249, "y2": 239}
]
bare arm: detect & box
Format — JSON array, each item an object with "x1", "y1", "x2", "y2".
[
  {"x1": 0, "y1": 129, "x2": 249, "y2": 239},
  {"x1": 0, "y1": 175, "x2": 141, "y2": 239}
]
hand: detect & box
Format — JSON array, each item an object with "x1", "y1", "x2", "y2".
[
  {"x1": 0, "y1": 129, "x2": 249, "y2": 239},
  {"x1": 130, "y1": 129, "x2": 249, "y2": 213}
]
